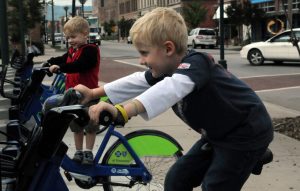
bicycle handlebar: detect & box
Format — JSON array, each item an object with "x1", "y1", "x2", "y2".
[
  {"x1": 41, "y1": 62, "x2": 62, "y2": 75},
  {"x1": 42, "y1": 88, "x2": 113, "y2": 127}
]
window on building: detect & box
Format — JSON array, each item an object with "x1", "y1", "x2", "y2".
[
  {"x1": 131, "y1": 0, "x2": 137, "y2": 11},
  {"x1": 126, "y1": 1, "x2": 130, "y2": 13},
  {"x1": 120, "y1": 2, "x2": 125, "y2": 14},
  {"x1": 101, "y1": 0, "x2": 104, "y2": 7},
  {"x1": 292, "y1": 0, "x2": 300, "y2": 9},
  {"x1": 258, "y1": 1, "x2": 275, "y2": 13}
]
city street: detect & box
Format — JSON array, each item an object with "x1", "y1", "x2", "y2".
[
  {"x1": 1, "y1": 0, "x2": 300, "y2": 190},
  {"x1": 99, "y1": 40, "x2": 300, "y2": 116},
  {"x1": 1, "y1": 41, "x2": 299, "y2": 191}
]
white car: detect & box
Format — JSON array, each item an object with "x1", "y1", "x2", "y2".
[
  {"x1": 187, "y1": 28, "x2": 217, "y2": 49},
  {"x1": 240, "y1": 28, "x2": 300, "y2": 65},
  {"x1": 54, "y1": 33, "x2": 64, "y2": 43}
]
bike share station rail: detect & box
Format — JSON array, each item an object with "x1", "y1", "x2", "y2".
[
  {"x1": 1, "y1": 1, "x2": 300, "y2": 191},
  {"x1": 0, "y1": 1, "x2": 184, "y2": 190}
]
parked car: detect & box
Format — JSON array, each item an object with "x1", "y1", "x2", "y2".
[
  {"x1": 88, "y1": 28, "x2": 101, "y2": 45},
  {"x1": 240, "y1": 28, "x2": 300, "y2": 65},
  {"x1": 187, "y1": 28, "x2": 217, "y2": 49},
  {"x1": 54, "y1": 33, "x2": 65, "y2": 43}
]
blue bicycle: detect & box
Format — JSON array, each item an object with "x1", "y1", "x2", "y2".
[{"x1": 8, "y1": 89, "x2": 183, "y2": 191}]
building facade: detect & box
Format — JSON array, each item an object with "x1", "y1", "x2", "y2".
[
  {"x1": 93, "y1": 0, "x2": 220, "y2": 35},
  {"x1": 94, "y1": 0, "x2": 119, "y2": 23},
  {"x1": 251, "y1": 0, "x2": 300, "y2": 41}
]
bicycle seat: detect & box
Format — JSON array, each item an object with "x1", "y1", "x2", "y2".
[{"x1": 252, "y1": 148, "x2": 273, "y2": 175}]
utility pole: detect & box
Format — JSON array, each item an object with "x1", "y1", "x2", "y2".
[
  {"x1": 287, "y1": 0, "x2": 293, "y2": 28},
  {"x1": 0, "y1": 0, "x2": 9, "y2": 67},
  {"x1": 51, "y1": 0, "x2": 55, "y2": 46},
  {"x1": 18, "y1": 0, "x2": 26, "y2": 55},
  {"x1": 72, "y1": 0, "x2": 76, "y2": 17},
  {"x1": 79, "y1": 0, "x2": 87, "y2": 18},
  {"x1": 43, "y1": 0, "x2": 48, "y2": 44},
  {"x1": 218, "y1": 0, "x2": 227, "y2": 69},
  {"x1": 64, "y1": 6, "x2": 69, "y2": 49}
]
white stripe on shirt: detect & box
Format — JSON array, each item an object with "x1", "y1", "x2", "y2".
[
  {"x1": 104, "y1": 72, "x2": 195, "y2": 120},
  {"x1": 104, "y1": 71, "x2": 150, "y2": 104},
  {"x1": 136, "y1": 74, "x2": 195, "y2": 120}
]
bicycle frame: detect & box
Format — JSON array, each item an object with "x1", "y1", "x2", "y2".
[
  {"x1": 17, "y1": 106, "x2": 152, "y2": 191},
  {"x1": 19, "y1": 74, "x2": 65, "y2": 125},
  {"x1": 18, "y1": 68, "x2": 65, "y2": 126},
  {"x1": 62, "y1": 124, "x2": 152, "y2": 180}
]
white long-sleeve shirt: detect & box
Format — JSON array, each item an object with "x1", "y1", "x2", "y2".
[{"x1": 104, "y1": 71, "x2": 195, "y2": 120}]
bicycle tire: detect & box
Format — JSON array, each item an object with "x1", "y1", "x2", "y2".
[{"x1": 101, "y1": 129, "x2": 183, "y2": 191}]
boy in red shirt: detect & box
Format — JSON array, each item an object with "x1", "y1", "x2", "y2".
[{"x1": 47, "y1": 16, "x2": 100, "y2": 165}]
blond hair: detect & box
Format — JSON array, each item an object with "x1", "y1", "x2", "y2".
[
  {"x1": 64, "y1": 16, "x2": 89, "y2": 36},
  {"x1": 130, "y1": 7, "x2": 188, "y2": 54}
]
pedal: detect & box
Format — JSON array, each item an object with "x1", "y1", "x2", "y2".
[
  {"x1": 252, "y1": 148, "x2": 273, "y2": 175},
  {"x1": 64, "y1": 171, "x2": 73, "y2": 181}
]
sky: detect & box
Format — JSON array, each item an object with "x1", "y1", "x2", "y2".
[{"x1": 53, "y1": 0, "x2": 92, "y2": 6}]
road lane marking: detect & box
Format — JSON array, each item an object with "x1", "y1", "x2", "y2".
[
  {"x1": 255, "y1": 86, "x2": 300, "y2": 93},
  {"x1": 115, "y1": 59, "x2": 300, "y2": 93},
  {"x1": 115, "y1": 60, "x2": 145, "y2": 69},
  {"x1": 240, "y1": 73, "x2": 300, "y2": 79}
]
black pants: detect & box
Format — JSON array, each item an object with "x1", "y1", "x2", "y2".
[{"x1": 164, "y1": 138, "x2": 267, "y2": 191}]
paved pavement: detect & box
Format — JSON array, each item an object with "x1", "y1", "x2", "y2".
[{"x1": 2, "y1": 43, "x2": 300, "y2": 190}]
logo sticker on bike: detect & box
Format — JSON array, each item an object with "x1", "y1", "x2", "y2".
[
  {"x1": 115, "y1": 151, "x2": 122, "y2": 157},
  {"x1": 115, "y1": 150, "x2": 128, "y2": 157},
  {"x1": 111, "y1": 168, "x2": 129, "y2": 175}
]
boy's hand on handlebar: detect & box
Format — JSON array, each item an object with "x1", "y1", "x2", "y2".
[
  {"x1": 89, "y1": 102, "x2": 128, "y2": 126},
  {"x1": 49, "y1": 65, "x2": 60, "y2": 73},
  {"x1": 74, "y1": 84, "x2": 93, "y2": 104},
  {"x1": 89, "y1": 102, "x2": 118, "y2": 125}
]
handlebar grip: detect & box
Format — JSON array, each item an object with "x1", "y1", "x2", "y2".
[
  {"x1": 53, "y1": 68, "x2": 62, "y2": 74},
  {"x1": 74, "y1": 90, "x2": 82, "y2": 100},
  {"x1": 42, "y1": 62, "x2": 51, "y2": 67},
  {"x1": 99, "y1": 110, "x2": 113, "y2": 126}
]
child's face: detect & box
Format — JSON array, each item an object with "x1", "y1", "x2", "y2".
[
  {"x1": 136, "y1": 43, "x2": 178, "y2": 78},
  {"x1": 66, "y1": 32, "x2": 88, "y2": 49}
]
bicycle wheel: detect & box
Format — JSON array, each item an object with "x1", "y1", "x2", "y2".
[{"x1": 101, "y1": 129, "x2": 183, "y2": 191}]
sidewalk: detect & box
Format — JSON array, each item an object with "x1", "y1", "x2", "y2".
[{"x1": 39, "y1": 43, "x2": 299, "y2": 191}]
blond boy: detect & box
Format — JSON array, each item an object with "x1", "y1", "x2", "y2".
[{"x1": 75, "y1": 8, "x2": 273, "y2": 190}]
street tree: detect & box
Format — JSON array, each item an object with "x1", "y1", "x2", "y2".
[
  {"x1": 7, "y1": 0, "x2": 43, "y2": 53},
  {"x1": 182, "y1": 0, "x2": 207, "y2": 30},
  {"x1": 226, "y1": 1, "x2": 265, "y2": 44},
  {"x1": 103, "y1": 20, "x2": 116, "y2": 36},
  {"x1": 118, "y1": 17, "x2": 135, "y2": 39}
]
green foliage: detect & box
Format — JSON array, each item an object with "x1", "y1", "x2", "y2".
[
  {"x1": 7, "y1": 0, "x2": 43, "y2": 41},
  {"x1": 118, "y1": 17, "x2": 135, "y2": 38},
  {"x1": 27, "y1": 0, "x2": 43, "y2": 28},
  {"x1": 226, "y1": 1, "x2": 265, "y2": 27},
  {"x1": 182, "y1": 1, "x2": 207, "y2": 29},
  {"x1": 225, "y1": 1, "x2": 265, "y2": 43},
  {"x1": 103, "y1": 20, "x2": 117, "y2": 36},
  {"x1": 225, "y1": 2, "x2": 244, "y2": 26}
]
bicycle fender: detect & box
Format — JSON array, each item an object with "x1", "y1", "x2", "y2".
[{"x1": 102, "y1": 129, "x2": 183, "y2": 165}]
